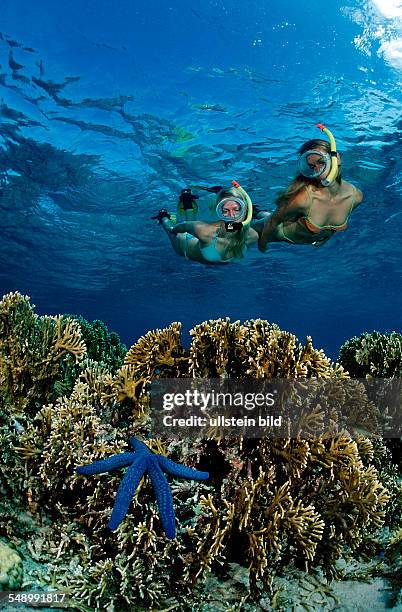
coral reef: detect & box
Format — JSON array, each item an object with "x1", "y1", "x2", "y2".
[
  {"x1": 0, "y1": 540, "x2": 23, "y2": 590},
  {"x1": 0, "y1": 292, "x2": 86, "y2": 416},
  {"x1": 0, "y1": 292, "x2": 400, "y2": 611},
  {"x1": 68, "y1": 316, "x2": 126, "y2": 370},
  {"x1": 55, "y1": 316, "x2": 127, "y2": 399},
  {"x1": 125, "y1": 321, "x2": 186, "y2": 378},
  {"x1": 76, "y1": 437, "x2": 209, "y2": 536},
  {"x1": 339, "y1": 330, "x2": 402, "y2": 378},
  {"x1": 339, "y1": 330, "x2": 402, "y2": 470}
]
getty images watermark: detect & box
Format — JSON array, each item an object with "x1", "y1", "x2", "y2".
[
  {"x1": 161, "y1": 387, "x2": 281, "y2": 429},
  {"x1": 150, "y1": 378, "x2": 402, "y2": 439}
]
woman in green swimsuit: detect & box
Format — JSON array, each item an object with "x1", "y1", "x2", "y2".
[
  {"x1": 254, "y1": 125, "x2": 363, "y2": 251},
  {"x1": 155, "y1": 182, "x2": 259, "y2": 265}
]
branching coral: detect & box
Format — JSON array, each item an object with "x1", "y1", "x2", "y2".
[
  {"x1": 185, "y1": 495, "x2": 235, "y2": 581},
  {"x1": 53, "y1": 316, "x2": 126, "y2": 401},
  {"x1": 240, "y1": 320, "x2": 346, "y2": 379},
  {"x1": 125, "y1": 322, "x2": 186, "y2": 378},
  {"x1": 186, "y1": 433, "x2": 393, "y2": 590},
  {"x1": 106, "y1": 364, "x2": 145, "y2": 404},
  {"x1": 338, "y1": 328, "x2": 402, "y2": 469},
  {"x1": 189, "y1": 318, "x2": 239, "y2": 377},
  {"x1": 0, "y1": 292, "x2": 86, "y2": 415},
  {"x1": 338, "y1": 330, "x2": 402, "y2": 378},
  {"x1": 1, "y1": 299, "x2": 400, "y2": 610},
  {"x1": 67, "y1": 316, "x2": 126, "y2": 370}
]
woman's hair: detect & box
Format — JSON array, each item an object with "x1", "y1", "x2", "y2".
[
  {"x1": 215, "y1": 186, "x2": 244, "y2": 204},
  {"x1": 274, "y1": 139, "x2": 341, "y2": 208},
  {"x1": 215, "y1": 186, "x2": 249, "y2": 259}
]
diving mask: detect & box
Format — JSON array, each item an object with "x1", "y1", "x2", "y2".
[
  {"x1": 216, "y1": 197, "x2": 247, "y2": 223},
  {"x1": 298, "y1": 149, "x2": 331, "y2": 179}
]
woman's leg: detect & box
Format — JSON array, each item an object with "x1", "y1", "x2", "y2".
[
  {"x1": 255, "y1": 211, "x2": 273, "y2": 220},
  {"x1": 252, "y1": 212, "x2": 285, "y2": 248},
  {"x1": 256, "y1": 215, "x2": 301, "y2": 249}
]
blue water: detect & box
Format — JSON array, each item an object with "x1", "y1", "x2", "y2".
[{"x1": 0, "y1": 0, "x2": 401, "y2": 360}]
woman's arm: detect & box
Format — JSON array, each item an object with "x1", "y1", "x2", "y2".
[
  {"x1": 352, "y1": 188, "x2": 364, "y2": 210},
  {"x1": 258, "y1": 192, "x2": 308, "y2": 252},
  {"x1": 171, "y1": 221, "x2": 214, "y2": 242}
]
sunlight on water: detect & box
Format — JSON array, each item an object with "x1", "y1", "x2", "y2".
[{"x1": 0, "y1": 0, "x2": 401, "y2": 357}]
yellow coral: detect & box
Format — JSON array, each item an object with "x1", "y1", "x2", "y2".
[
  {"x1": 338, "y1": 465, "x2": 390, "y2": 527},
  {"x1": 0, "y1": 293, "x2": 87, "y2": 413},
  {"x1": 125, "y1": 323, "x2": 185, "y2": 378},
  {"x1": 109, "y1": 364, "x2": 146, "y2": 404},
  {"x1": 187, "y1": 495, "x2": 235, "y2": 580},
  {"x1": 271, "y1": 439, "x2": 310, "y2": 479},
  {"x1": 283, "y1": 501, "x2": 325, "y2": 562},
  {"x1": 189, "y1": 318, "x2": 235, "y2": 377},
  {"x1": 1, "y1": 297, "x2": 397, "y2": 608},
  {"x1": 52, "y1": 316, "x2": 86, "y2": 361}
]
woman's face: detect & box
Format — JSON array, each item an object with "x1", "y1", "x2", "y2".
[
  {"x1": 305, "y1": 148, "x2": 341, "y2": 181},
  {"x1": 221, "y1": 200, "x2": 243, "y2": 219},
  {"x1": 305, "y1": 150, "x2": 329, "y2": 177}
]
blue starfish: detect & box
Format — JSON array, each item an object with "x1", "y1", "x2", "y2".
[{"x1": 76, "y1": 438, "x2": 209, "y2": 539}]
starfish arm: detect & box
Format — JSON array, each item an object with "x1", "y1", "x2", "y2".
[
  {"x1": 76, "y1": 452, "x2": 134, "y2": 475},
  {"x1": 147, "y1": 460, "x2": 176, "y2": 539},
  {"x1": 130, "y1": 438, "x2": 151, "y2": 454},
  {"x1": 158, "y1": 456, "x2": 209, "y2": 481},
  {"x1": 108, "y1": 456, "x2": 147, "y2": 530}
]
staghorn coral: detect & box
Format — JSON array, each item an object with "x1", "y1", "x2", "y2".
[
  {"x1": 125, "y1": 322, "x2": 187, "y2": 378},
  {"x1": 203, "y1": 435, "x2": 390, "y2": 586},
  {"x1": 0, "y1": 292, "x2": 86, "y2": 415},
  {"x1": 240, "y1": 320, "x2": 346, "y2": 379},
  {"x1": 339, "y1": 329, "x2": 402, "y2": 469},
  {"x1": 102, "y1": 364, "x2": 148, "y2": 422},
  {"x1": 54, "y1": 316, "x2": 127, "y2": 399},
  {"x1": 338, "y1": 330, "x2": 402, "y2": 378},
  {"x1": 0, "y1": 300, "x2": 400, "y2": 610},
  {"x1": 189, "y1": 318, "x2": 239, "y2": 377},
  {"x1": 0, "y1": 293, "x2": 89, "y2": 538}
]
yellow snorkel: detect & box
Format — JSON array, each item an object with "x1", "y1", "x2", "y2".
[
  {"x1": 231, "y1": 180, "x2": 253, "y2": 227},
  {"x1": 316, "y1": 123, "x2": 338, "y2": 186}
]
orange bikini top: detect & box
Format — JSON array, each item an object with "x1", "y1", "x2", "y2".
[{"x1": 299, "y1": 185, "x2": 357, "y2": 234}]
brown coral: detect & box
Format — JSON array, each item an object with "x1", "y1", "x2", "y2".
[
  {"x1": 125, "y1": 322, "x2": 186, "y2": 378},
  {"x1": 0, "y1": 292, "x2": 86, "y2": 415},
  {"x1": 1, "y1": 301, "x2": 399, "y2": 610}
]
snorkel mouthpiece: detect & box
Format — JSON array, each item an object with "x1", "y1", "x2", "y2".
[
  {"x1": 316, "y1": 123, "x2": 338, "y2": 186},
  {"x1": 224, "y1": 221, "x2": 243, "y2": 232}
]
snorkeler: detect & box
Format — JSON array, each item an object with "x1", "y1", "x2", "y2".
[
  {"x1": 153, "y1": 181, "x2": 259, "y2": 264},
  {"x1": 254, "y1": 124, "x2": 363, "y2": 251}
]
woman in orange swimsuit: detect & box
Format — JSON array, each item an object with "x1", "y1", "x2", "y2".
[{"x1": 254, "y1": 125, "x2": 363, "y2": 250}]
